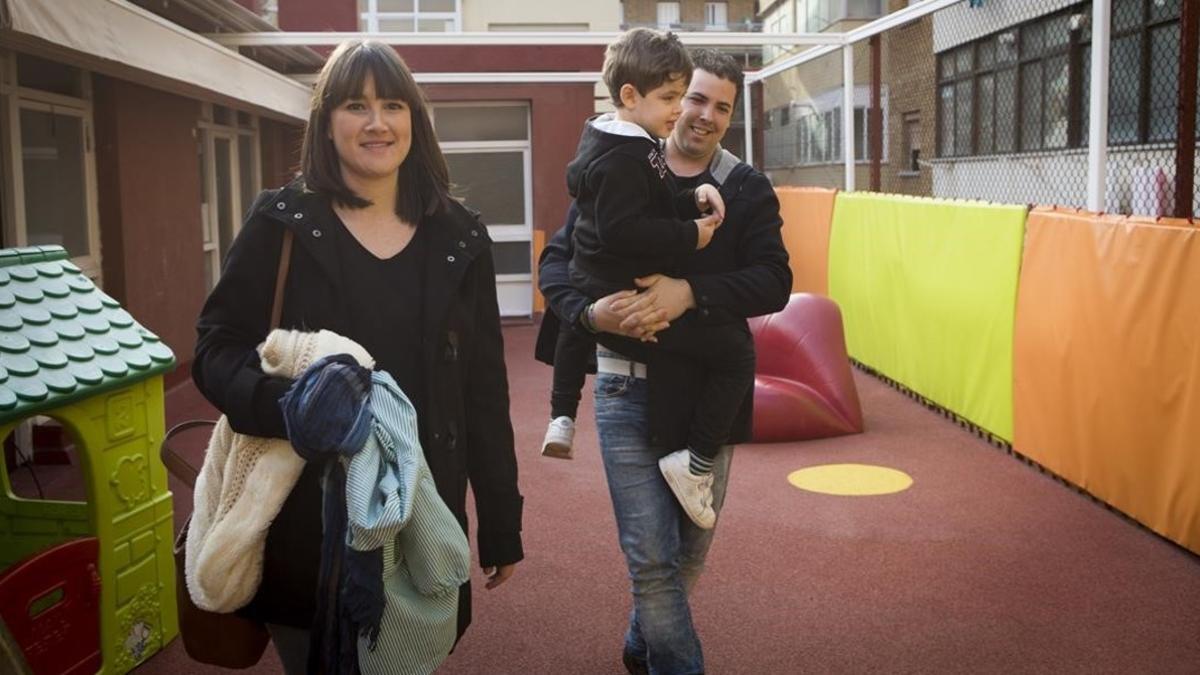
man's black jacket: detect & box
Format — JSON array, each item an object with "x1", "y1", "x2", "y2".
[{"x1": 536, "y1": 148, "x2": 792, "y2": 448}]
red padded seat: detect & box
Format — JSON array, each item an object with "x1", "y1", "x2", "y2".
[{"x1": 749, "y1": 294, "x2": 863, "y2": 442}]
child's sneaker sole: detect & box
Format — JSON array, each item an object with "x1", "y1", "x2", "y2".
[{"x1": 541, "y1": 442, "x2": 573, "y2": 460}]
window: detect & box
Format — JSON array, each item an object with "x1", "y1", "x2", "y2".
[
  {"x1": 804, "y1": 0, "x2": 833, "y2": 32},
  {"x1": 901, "y1": 113, "x2": 922, "y2": 173},
  {"x1": 770, "y1": 104, "x2": 877, "y2": 167},
  {"x1": 765, "y1": 14, "x2": 788, "y2": 61},
  {"x1": 936, "y1": 1, "x2": 1190, "y2": 158},
  {"x1": 705, "y1": 3, "x2": 728, "y2": 30},
  {"x1": 800, "y1": 0, "x2": 883, "y2": 32},
  {"x1": 846, "y1": 0, "x2": 884, "y2": 18},
  {"x1": 199, "y1": 105, "x2": 260, "y2": 292},
  {"x1": 0, "y1": 53, "x2": 101, "y2": 281},
  {"x1": 434, "y1": 103, "x2": 532, "y2": 316},
  {"x1": 358, "y1": 0, "x2": 460, "y2": 32},
  {"x1": 764, "y1": 105, "x2": 797, "y2": 168},
  {"x1": 657, "y1": 2, "x2": 681, "y2": 29}
]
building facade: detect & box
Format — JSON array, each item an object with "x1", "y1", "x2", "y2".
[
  {"x1": 930, "y1": 0, "x2": 1196, "y2": 215},
  {"x1": 622, "y1": 0, "x2": 759, "y2": 32},
  {"x1": 756, "y1": 0, "x2": 896, "y2": 191},
  {"x1": 0, "y1": 0, "x2": 310, "y2": 385}
]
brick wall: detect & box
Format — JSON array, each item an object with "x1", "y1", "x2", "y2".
[{"x1": 92, "y1": 78, "x2": 205, "y2": 380}]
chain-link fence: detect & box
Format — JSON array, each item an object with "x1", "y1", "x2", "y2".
[{"x1": 754, "y1": 0, "x2": 1199, "y2": 217}]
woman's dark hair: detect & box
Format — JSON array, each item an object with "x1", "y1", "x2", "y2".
[{"x1": 301, "y1": 40, "x2": 450, "y2": 221}]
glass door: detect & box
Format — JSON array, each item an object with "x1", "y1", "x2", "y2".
[
  {"x1": 199, "y1": 127, "x2": 240, "y2": 292},
  {"x1": 435, "y1": 102, "x2": 533, "y2": 317}
]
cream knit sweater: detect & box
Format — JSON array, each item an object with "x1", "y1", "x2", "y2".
[{"x1": 185, "y1": 329, "x2": 374, "y2": 613}]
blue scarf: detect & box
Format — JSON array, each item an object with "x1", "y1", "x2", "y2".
[{"x1": 280, "y1": 354, "x2": 385, "y2": 673}]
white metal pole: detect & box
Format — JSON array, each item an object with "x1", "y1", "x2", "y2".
[
  {"x1": 1087, "y1": 0, "x2": 1111, "y2": 211},
  {"x1": 743, "y1": 80, "x2": 754, "y2": 166},
  {"x1": 843, "y1": 44, "x2": 856, "y2": 192}
]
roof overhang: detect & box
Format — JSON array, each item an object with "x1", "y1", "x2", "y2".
[
  {"x1": 205, "y1": 30, "x2": 846, "y2": 48},
  {"x1": 0, "y1": 0, "x2": 310, "y2": 122}
]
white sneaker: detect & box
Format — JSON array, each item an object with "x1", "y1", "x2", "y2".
[
  {"x1": 658, "y1": 449, "x2": 716, "y2": 529},
  {"x1": 541, "y1": 416, "x2": 576, "y2": 459}
]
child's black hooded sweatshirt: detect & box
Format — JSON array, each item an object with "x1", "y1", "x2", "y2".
[{"x1": 565, "y1": 113, "x2": 702, "y2": 298}]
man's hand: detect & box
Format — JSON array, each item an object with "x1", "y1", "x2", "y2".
[
  {"x1": 592, "y1": 290, "x2": 670, "y2": 340},
  {"x1": 694, "y1": 213, "x2": 722, "y2": 250},
  {"x1": 484, "y1": 563, "x2": 516, "y2": 590},
  {"x1": 694, "y1": 184, "x2": 725, "y2": 219},
  {"x1": 616, "y1": 275, "x2": 695, "y2": 325}
]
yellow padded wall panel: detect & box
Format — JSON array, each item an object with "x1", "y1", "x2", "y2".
[{"x1": 827, "y1": 193, "x2": 1026, "y2": 441}]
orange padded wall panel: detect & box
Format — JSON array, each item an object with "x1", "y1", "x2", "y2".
[
  {"x1": 1013, "y1": 207, "x2": 1200, "y2": 554},
  {"x1": 775, "y1": 187, "x2": 837, "y2": 295}
]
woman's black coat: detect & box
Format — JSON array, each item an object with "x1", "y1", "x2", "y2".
[{"x1": 192, "y1": 183, "x2": 524, "y2": 630}]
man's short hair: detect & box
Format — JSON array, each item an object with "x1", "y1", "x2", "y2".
[
  {"x1": 603, "y1": 28, "x2": 693, "y2": 107},
  {"x1": 690, "y1": 48, "x2": 745, "y2": 102}
]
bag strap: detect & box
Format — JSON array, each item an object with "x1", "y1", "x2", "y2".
[
  {"x1": 161, "y1": 228, "x2": 295, "y2": 489},
  {"x1": 161, "y1": 420, "x2": 214, "y2": 489}
]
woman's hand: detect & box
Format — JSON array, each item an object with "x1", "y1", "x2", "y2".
[{"x1": 484, "y1": 563, "x2": 517, "y2": 589}]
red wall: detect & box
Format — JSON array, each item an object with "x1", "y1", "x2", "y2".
[
  {"x1": 423, "y1": 83, "x2": 596, "y2": 240},
  {"x1": 280, "y1": 0, "x2": 356, "y2": 31},
  {"x1": 260, "y1": 118, "x2": 303, "y2": 189},
  {"x1": 395, "y1": 45, "x2": 604, "y2": 73},
  {"x1": 93, "y1": 78, "x2": 205, "y2": 386}
]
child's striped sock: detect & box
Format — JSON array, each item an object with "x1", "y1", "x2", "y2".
[{"x1": 688, "y1": 449, "x2": 715, "y2": 476}]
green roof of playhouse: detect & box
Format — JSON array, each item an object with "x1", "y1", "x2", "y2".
[{"x1": 0, "y1": 246, "x2": 175, "y2": 424}]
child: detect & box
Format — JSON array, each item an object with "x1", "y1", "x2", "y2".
[{"x1": 541, "y1": 28, "x2": 755, "y2": 531}]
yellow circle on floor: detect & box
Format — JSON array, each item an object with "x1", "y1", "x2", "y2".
[{"x1": 787, "y1": 464, "x2": 913, "y2": 496}]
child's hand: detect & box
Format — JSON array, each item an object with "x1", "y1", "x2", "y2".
[
  {"x1": 694, "y1": 184, "x2": 725, "y2": 220},
  {"x1": 694, "y1": 213, "x2": 722, "y2": 250}
]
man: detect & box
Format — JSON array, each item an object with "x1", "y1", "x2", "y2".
[{"x1": 536, "y1": 49, "x2": 791, "y2": 674}]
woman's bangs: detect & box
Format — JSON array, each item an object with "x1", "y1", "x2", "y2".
[
  {"x1": 323, "y1": 53, "x2": 371, "y2": 107},
  {"x1": 368, "y1": 57, "x2": 413, "y2": 103}
]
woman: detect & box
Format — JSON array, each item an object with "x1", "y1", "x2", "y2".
[{"x1": 192, "y1": 40, "x2": 523, "y2": 672}]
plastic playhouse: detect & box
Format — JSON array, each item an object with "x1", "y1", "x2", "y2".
[{"x1": 0, "y1": 245, "x2": 177, "y2": 673}]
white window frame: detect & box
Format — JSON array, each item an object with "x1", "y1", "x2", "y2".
[
  {"x1": 198, "y1": 104, "x2": 260, "y2": 291},
  {"x1": 785, "y1": 87, "x2": 888, "y2": 168},
  {"x1": 705, "y1": 2, "x2": 728, "y2": 31},
  {"x1": 434, "y1": 101, "x2": 532, "y2": 317},
  {"x1": 0, "y1": 52, "x2": 102, "y2": 283},
  {"x1": 656, "y1": 2, "x2": 681, "y2": 30},
  {"x1": 359, "y1": 0, "x2": 462, "y2": 32},
  {"x1": 801, "y1": 0, "x2": 884, "y2": 32}
]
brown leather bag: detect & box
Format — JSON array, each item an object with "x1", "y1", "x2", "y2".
[{"x1": 161, "y1": 229, "x2": 293, "y2": 668}]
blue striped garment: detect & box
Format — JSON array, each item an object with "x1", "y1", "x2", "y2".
[{"x1": 345, "y1": 371, "x2": 471, "y2": 674}]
